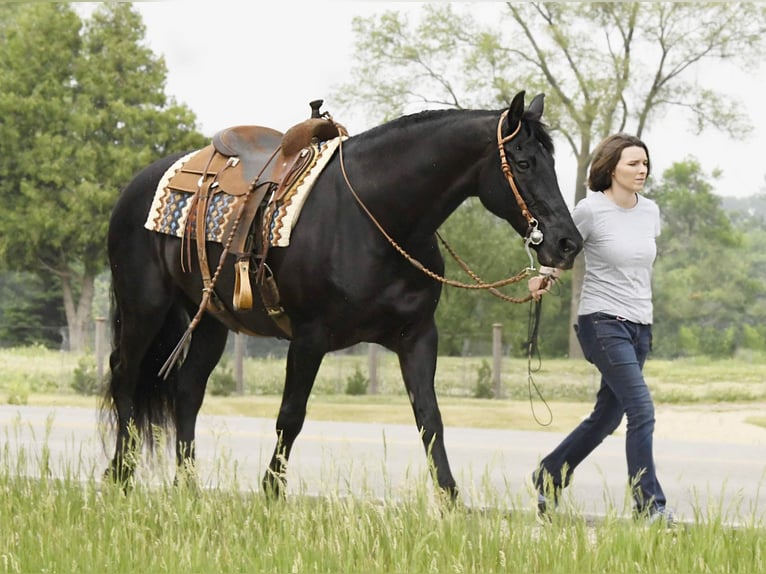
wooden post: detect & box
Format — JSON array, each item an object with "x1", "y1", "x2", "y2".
[
  {"x1": 492, "y1": 323, "x2": 503, "y2": 399},
  {"x1": 95, "y1": 317, "x2": 106, "y2": 382},
  {"x1": 234, "y1": 332, "x2": 245, "y2": 395},
  {"x1": 368, "y1": 343, "x2": 378, "y2": 395}
]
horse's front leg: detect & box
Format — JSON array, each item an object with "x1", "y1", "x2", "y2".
[
  {"x1": 263, "y1": 334, "x2": 325, "y2": 497},
  {"x1": 173, "y1": 313, "x2": 229, "y2": 486},
  {"x1": 396, "y1": 318, "x2": 458, "y2": 500}
]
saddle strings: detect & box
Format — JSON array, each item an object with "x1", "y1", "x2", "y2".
[{"x1": 158, "y1": 147, "x2": 282, "y2": 379}]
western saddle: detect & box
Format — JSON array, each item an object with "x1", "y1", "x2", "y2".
[{"x1": 180, "y1": 100, "x2": 347, "y2": 343}]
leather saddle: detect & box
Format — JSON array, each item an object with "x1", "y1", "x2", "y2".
[
  {"x1": 177, "y1": 100, "x2": 347, "y2": 340},
  {"x1": 211, "y1": 99, "x2": 345, "y2": 198}
]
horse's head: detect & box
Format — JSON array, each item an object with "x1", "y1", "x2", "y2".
[{"x1": 478, "y1": 91, "x2": 582, "y2": 269}]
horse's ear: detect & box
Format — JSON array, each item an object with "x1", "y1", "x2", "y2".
[
  {"x1": 508, "y1": 91, "x2": 526, "y2": 128},
  {"x1": 527, "y1": 93, "x2": 545, "y2": 121}
]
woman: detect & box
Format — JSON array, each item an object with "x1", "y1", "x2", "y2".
[{"x1": 530, "y1": 133, "x2": 672, "y2": 524}]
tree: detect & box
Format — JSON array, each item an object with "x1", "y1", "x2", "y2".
[
  {"x1": 435, "y1": 199, "x2": 540, "y2": 356},
  {"x1": 0, "y1": 273, "x2": 66, "y2": 348},
  {"x1": 336, "y1": 2, "x2": 766, "y2": 357},
  {"x1": 0, "y1": 3, "x2": 206, "y2": 352},
  {"x1": 646, "y1": 160, "x2": 764, "y2": 357}
]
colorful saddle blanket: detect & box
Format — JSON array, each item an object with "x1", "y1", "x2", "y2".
[
  {"x1": 144, "y1": 136, "x2": 342, "y2": 248},
  {"x1": 265, "y1": 136, "x2": 342, "y2": 247}
]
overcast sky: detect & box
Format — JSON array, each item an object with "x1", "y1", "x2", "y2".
[{"x1": 129, "y1": 1, "x2": 766, "y2": 202}]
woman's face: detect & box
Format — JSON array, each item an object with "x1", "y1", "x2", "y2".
[{"x1": 612, "y1": 145, "x2": 649, "y2": 193}]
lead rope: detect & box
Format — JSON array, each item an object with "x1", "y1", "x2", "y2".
[{"x1": 523, "y1": 296, "x2": 553, "y2": 426}]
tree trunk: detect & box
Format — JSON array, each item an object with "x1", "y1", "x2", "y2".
[
  {"x1": 61, "y1": 272, "x2": 95, "y2": 353},
  {"x1": 567, "y1": 253, "x2": 585, "y2": 358},
  {"x1": 567, "y1": 149, "x2": 591, "y2": 359}
]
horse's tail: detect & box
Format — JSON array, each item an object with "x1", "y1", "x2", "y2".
[{"x1": 100, "y1": 283, "x2": 187, "y2": 454}]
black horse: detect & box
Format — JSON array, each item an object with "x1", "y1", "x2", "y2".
[{"x1": 102, "y1": 91, "x2": 582, "y2": 498}]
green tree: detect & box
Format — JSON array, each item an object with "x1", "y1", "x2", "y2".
[
  {"x1": 336, "y1": 2, "x2": 766, "y2": 357},
  {"x1": 435, "y1": 199, "x2": 530, "y2": 356},
  {"x1": 435, "y1": 198, "x2": 571, "y2": 357},
  {"x1": 0, "y1": 3, "x2": 206, "y2": 352},
  {"x1": 0, "y1": 272, "x2": 66, "y2": 348},
  {"x1": 646, "y1": 160, "x2": 766, "y2": 357}
]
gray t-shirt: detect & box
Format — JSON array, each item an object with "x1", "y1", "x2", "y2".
[{"x1": 574, "y1": 191, "x2": 661, "y2": 324}]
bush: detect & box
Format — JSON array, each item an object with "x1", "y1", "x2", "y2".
[
  {"x1": 208, "y1": 360, "x2": 237, "y2": 396},
  {"x1": 345, "y1": 366, "x2": 368, "y2": 396},
  {"x1": 71, "y1": 357, "x2": 100, "y2": 395},
  {"x1": 6, "y1": 379, "x2": 29, "y2": 405},
  {"x1": 473, "y1": 359, "x2": 494, "y2": 399}
]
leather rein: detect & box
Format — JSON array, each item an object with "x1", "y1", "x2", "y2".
[{"x1": 336, "y1": 110, "x2": 547, "y2": 304}]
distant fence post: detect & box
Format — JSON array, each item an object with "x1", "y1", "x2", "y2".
[
  {"x1": 95, "y1": 317, "x2": 106, "y2": 382},
  {"x1": 492, "y1": 323, "x2": 503, "y2": 399},
  {"x1": 234, "y1": 332, "x2": 245, "y2": 395},
  {"x1": 368, "y1": 343, "x2": 378, "y2": 395}
]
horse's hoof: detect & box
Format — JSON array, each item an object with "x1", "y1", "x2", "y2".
[
  {"x1": 261, "y1": 470, "x2": 287, "y2": 499},
  {"x1": 102, "y1": 464, "x2": 135, "y2": 493},
  {"x1": 174, "y1": 462, "x2": 201, "y2": 493}
]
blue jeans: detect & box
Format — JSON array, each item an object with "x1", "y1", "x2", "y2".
[{"x1": 536, "y1": 312, "x2": 666, "y2": 513}]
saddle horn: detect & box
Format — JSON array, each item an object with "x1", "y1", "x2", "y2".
[{"x1": 309, "y1": 99, "x2": 323, "y2": 118}]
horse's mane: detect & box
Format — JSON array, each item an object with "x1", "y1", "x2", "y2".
[
  {"x1": 355, "y1": 107, "x2": 554, "y2": 154},
  {"x1": 356, "y1": 108, "x2": 461, "y2": 140},
  {"x1": 522, "y1": 112, "x2": 554, "y2": 155}
]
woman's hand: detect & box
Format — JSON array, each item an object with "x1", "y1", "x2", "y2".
[{"x1": 528, "y1": 267, "x2": 561, "y2": 301}]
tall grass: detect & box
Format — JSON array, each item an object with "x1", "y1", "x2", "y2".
[
  {"x1": 1, "y1": 453, "x2": 764, "y2": 573},
  {"x1": 1, "y1": 432, "x2": 765, "y2": 574}
]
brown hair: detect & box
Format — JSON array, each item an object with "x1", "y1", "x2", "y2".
[{"x1": 587, "y1": 133, "x2": 650, "y2": 192}]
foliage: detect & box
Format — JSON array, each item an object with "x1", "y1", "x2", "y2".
[
  {"x1": 337, "y1": 2, "x2": 766, "y2": 357},
  {"x1": 434, "y1": 198, "x2": 570, "y2": 357},
  {"x1": 0, "y1": 3, "x2": 206, "y2": 352},
  {"x1": 70, "y1": 356, "x2": 100, "y2": 396},
  {"x1": 344, "y1": 365, "x2": 368, "y2": 396},
  {"x1": 5, "y1": 380, "x2": 29, "y2": 406},
  {"x1": 208, "y1": 360, "x2": 237, "y2": 397},
  {"x1": 647, "y1": 160, "x2": 766, "y2": 358},
  {"x1": 339, "y1": 3, "x2": 766, "y2": 202},
  {"x1": 473, "y1": 359, "x2": 494, "y2": 399},
  {"x1": 1, "y1": 446, "x2": 765, "y2": 573},
  {"x1": 0, "y1": 272, "x2": 66, "y2": 349}
]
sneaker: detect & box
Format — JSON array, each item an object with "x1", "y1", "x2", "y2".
[
  {"x1": 536, "y1": 492, "x2": 551, "y2": 518},
  {"x1": 532, "y1": 469, "x2": 559, "y2": 519},
  {"x1": 638, "y1": 506, "x2": 677, "y2": 528},
  {"x1": 649, "y1": 507, "x2": 676, "y2": 527}
]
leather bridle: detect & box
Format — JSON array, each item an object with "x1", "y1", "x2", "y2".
[
  {"x1": 496, "y1": 109, "x2": 544, "y2": 249},
  {"x1": 337, "y1": 111, "x2": 546, "y2": 301}
]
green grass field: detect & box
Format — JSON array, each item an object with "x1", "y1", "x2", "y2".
[
  {"x1": 0, "y1": 456, "x2": 764, "y2": 573},
  {"x1": 2, "y1": 346, "x2": 765, "y2": 430},
  {"x1": 2, "y1": 347, "x2": 766, "y2": 572}
]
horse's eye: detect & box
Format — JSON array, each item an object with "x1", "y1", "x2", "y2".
[{"x1": 516, "y1": 160, "x2": 530, "y2": 170}]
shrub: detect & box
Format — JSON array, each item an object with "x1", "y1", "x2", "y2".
[
  {"x1": 345, "y1": 366, "x2": 368, "y2": 396},
  {"x1": 473, "y1": 359, "x2": 494, "y2": 399},
  {"x1": 6, "y1": 379, "x2": 29, "y2": 405},
  {"x1": 208, "y1": 360, "x2": 237, "y2": 396},
  {"x1": 71, "y1": 357, "x2": 100, "y2": 395}
]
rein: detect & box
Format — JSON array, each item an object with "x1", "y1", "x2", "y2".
[
  {"x1": 334, "y1": 110, "x2": 555, "y2": 425},
  {"x1": 335, "y1": 111, "x2": 544, "y2": 303}
]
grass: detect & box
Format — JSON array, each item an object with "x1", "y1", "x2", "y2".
[
  {"x1": 2, "y1": 346, "x2": 766, "y2": 432},
  {"x1": 1, "y1": 439, "x2": 764, "y2": 574},
  {"x1": 2, "y1": 347, "x2": 766, "y2": 572}
]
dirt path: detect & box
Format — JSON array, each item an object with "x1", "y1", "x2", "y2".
[{"x1": 652, "y1": 402, "x2": 766, "y2": 445}]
